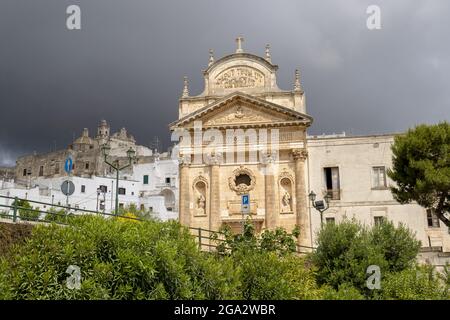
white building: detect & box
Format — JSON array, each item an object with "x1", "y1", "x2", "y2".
[
  {"x1": 306, "y1": 133, "x2": 450, "y2": 254},
  {"x1": 0, "y1": 154, "x2": 179, "y2": 221}
]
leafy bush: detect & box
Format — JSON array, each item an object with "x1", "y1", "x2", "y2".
[
  {"x1": 370, "y1": 221, "x2": 421, "y2": 272},
  {"x1": 44, "y1": 207, "x2": 71, "y2": 224},
  {"x1": 213, "y1": 219, "x2": 300, "y2": 256},
  {"x1": 312, "y1": 219, "x2": 388, "y2": 292},
  {"x1": 378, "y1": 265, "x2": 449, "y2": 300},
  {"x1": 12, "y1": 199, "x2": 40, "y2": 221},
  {"x1": 320, "y1": 283, "x2": 365, "y2": 300},
  {"x1": 212, "y1": 220, "x2": 322, "y2": 299},
  {"x1": 116, "y1": 203, "x2": 155, "y2": 221},
  {"x1": 312, "y1": 219, "x2": 422, "y2": 296},
  {"x1": 0, "y1": 216, "x2": 240, "y2": 299}
]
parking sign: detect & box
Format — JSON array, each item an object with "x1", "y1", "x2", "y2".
[{"x1": 241, "y1": 194, "x2": 250, "y2": 214}]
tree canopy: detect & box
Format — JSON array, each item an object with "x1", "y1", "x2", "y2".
[{"x1": 388, "y1": 122, "x2": 450, "y2": 227}]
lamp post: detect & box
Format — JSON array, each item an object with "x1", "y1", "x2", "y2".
[
  {"x1": 101, "y1": 144, "x2": 136, "y2": 215},
  {"x1": 308, "y1": 191, "x2": 331, "y2": 228}
]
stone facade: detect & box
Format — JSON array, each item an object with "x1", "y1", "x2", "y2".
[
  {"x1": 14, "y1": 120, "x2": 153, "y2": 185},
  {"x1": 170, "y1": 38, "x2": 313, "y2": 249}
]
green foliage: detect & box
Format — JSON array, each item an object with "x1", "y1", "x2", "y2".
[
  {"x1": 370, "y1": 220, "x2": 421, "y2": 272},
  {"x1": 234, "y1": 250, "x2": 323, "y2": 300},
  {"x1": 211, "y1": 220, "x2": 322, "y2": 299},
  {"x1": 378, "y1": 265, "x2": 449, "y2": 300},
  {"x1": 213, "y1": 219, "x2": 300, "y2": 256},
  {"x1": 312, "y1": 219, "x2": 422, "y2": 296},
  {"x1": 312, "y1": 219, "x2": 388, "y2": 292},
  {"x1": 44, "y1": 207, "x2": 72, "y2": 224},
  {"x1": 0, "y1": 216, "x2": 240, "y2": 299},
  {"x1": 387, "y1": 122, "x2": 450, "y2": 227},
  {"x1": 320, "y1": 283, "x2": 365, "y2": 300},
  {"x1": 116, "y1": 203, "x2": 155, "y2": 221},
  {"x1": 12, "y1": 199, "x2": 40, "y2": 221}
]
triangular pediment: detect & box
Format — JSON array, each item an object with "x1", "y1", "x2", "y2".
[{"x1": 170, "y1": 92, "x2": 312, "y2": 129}]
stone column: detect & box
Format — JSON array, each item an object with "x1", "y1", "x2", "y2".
[
  {"x1": 264, "y1": 154, "x2": 277, "y2": 229},
  {"x1": 178, "y1": 157, "x2": 191, "y2": 227},
  {"x1": 292, "y1": 148, "x2": 312, "y2": 251},
  {"x1": 209, "y1": 155, "x2": 221, "y2": 231}
]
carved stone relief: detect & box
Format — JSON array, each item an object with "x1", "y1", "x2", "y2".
[{"x1": 214, "y1": 66, "x2": 265, "y2": 89}]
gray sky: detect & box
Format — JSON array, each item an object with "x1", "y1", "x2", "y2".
[{"x1": 1, "y1": 0, "x2": 449, "y2": 166}]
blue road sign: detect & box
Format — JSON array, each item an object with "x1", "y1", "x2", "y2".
[
  {"x1": 64, "y1": 157, "x2": 73, "y2": 174},
  {"x1": 242, "y1": 194, "x2": 249, "y2": 205}
]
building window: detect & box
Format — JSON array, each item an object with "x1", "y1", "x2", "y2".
[
  {"x1": 99, "y1": 185, "x2": 107, "y2": 193},
  {"x1": 149, "y1": 207, "x2": 153, "y2": 212},
  {"x1": 81, "y1": 185, "x2": 86, "y2": 193},
  {"x1": 324, "y1": 167, "x2": 340, "y2": 200},
  {"x1": 372, "y1": 166, "x2": 387, "y2": 189},
  {"x1": 374, "y1": 216, "x2": 385, "y2": 226},
  {"x1": 165, "y1": 177, "x2": 171, "y2": 184},
  {"x1": 55, "y1": 163, "x2": 60, "y2": 174},
  {"x1": 85, "y1": 162, "x2": 89, "y2": 170},
  {"x1": 119, "y1": 203, "x2": 124, "y2": 209},
  {"x1": 39, "y1": 166, "x2": 44, "y2": 177},
  {"x1": 427, "y1": 209, "x2": 440, "y2": 228},
  {"x1": 143, "y1": 175, "x2": 149, "y2": 185},
  {"x1": 118, "y1": 188, "x2": 126, "y2": 195},
  {"x1": 326, "y1": 217, "x2": 335, "y2": 224},
  {"x1": 23, "y1": 169, "x2": 27, "y2": 176},
  {"x1": 140, "y1": 204, "x2": 145, "y2": 211}
]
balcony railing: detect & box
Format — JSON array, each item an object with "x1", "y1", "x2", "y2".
[{"x1": 325, "y1": 189, "x2": 341, "y2": 200}]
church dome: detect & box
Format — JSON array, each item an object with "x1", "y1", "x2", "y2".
[{"x1": 74, "y1": 128, "x2": 94, "y2": 145}]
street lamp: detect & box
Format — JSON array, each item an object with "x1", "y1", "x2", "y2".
[
  {"x1": 101, "y1": 144, "x2": 136, "y2": 215},
  {"x1": 308, "y1": 191, "x2": 332, "y2": 228}
]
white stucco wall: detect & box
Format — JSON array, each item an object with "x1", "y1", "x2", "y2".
[{"x1": 306, "y1": 134, "x2": 450, "y2": 252}]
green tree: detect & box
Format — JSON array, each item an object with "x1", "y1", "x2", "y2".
[{"x1": 387, "y1": 122, "x2": 450, "y2": 227}]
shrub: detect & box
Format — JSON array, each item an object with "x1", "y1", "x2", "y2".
[
  {"x1": 312, "y1": 220, "x2": 388, "y2": 292},
  {"x1": 213, "y1": 220, "x2": 322, "y2": 299},
  {"x1": 312, "y1": 219, "x2": 432, "y2": 299},
  {"x1": 0, "y1": 216, "x2": 240, "y2": 299},
  {"x1": 370, "y1": 221, "x2": 421, "y2": 272},
  {"x1": 378, "y1": 265, "x2": 449, "y2": 300},
  {"x1": 12, "y1": 199, "x2": 40, "y2": 221},
  {"x1": 44, "y1": 207, "x2": 71, "y2": 224},
  {"x1": 320, "y1": 283, "x2": 365, "y2": 300}
]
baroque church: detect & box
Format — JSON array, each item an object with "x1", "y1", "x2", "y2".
[
  {"x1": 170, "y1": 38, "x2": 450, "y2": 256},
  {"x1": 170, "y1": 38, "x2": 314, "y2": 249}
]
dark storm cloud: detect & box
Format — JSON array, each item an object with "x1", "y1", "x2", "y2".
[{"x1": 0, "y1": 0, "x2": 449, "y2": 166}]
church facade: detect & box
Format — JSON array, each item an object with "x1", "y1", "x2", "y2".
[
  {"x1": 170, "y1": 38, "x2": 314, "y2": 249},
  {"x1": 170, "y1": 38, "x2": 450, "y2": 255}
]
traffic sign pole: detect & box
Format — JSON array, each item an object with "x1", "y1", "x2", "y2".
[{"x1": 241, "y1": 194, "x2": 250, "y2": 236}]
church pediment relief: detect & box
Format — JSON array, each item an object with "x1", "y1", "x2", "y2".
[
  {"x1": 203, "y1": 103, "x2": 290, "y2": 126},
  {"x1": 170, "y1": 92, "x2": 312, "y2": 129}
]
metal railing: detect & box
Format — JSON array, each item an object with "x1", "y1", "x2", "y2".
[
  {"x1": 0, "y1": 194, "x2": 141, "y2": 224},
  {"x1": 0, "y1": 194, "x2": 316, "y2": 254}
]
